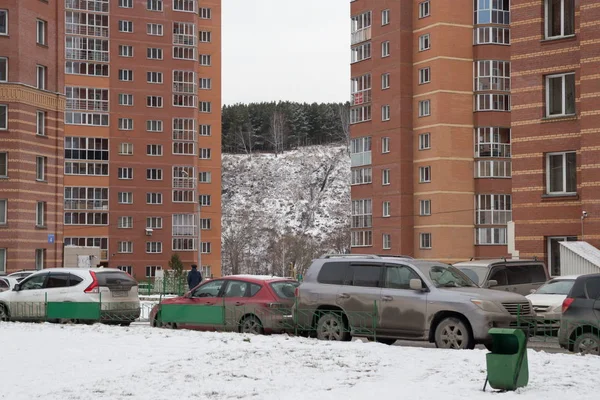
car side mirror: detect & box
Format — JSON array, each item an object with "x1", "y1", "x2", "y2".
[
  {"x1": 486, "y1": 280, "x2": 498, "y2": 288},
  {"x1": 12, "y1": 284, "x2": 20, "y2": 292},
  {"x1": 409, "y1": 279, "x2": 423, "y2": 291}
]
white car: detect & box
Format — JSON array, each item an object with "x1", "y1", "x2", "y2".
[
  {"x1": 526, "y1": 275, "x2": 580, "y2": 332},
  {"x1": 0, "y1": 268, "x2": 140, "y2": 325},
  {"x1": 0, "y1": 277, "x2": 18, "y2": 292}
]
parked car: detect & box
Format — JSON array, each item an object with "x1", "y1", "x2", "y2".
[
  {"x1": 0, "y1": 268, "x2": 140, "y2": 325},
  {"x1": 294, "y1": 255, "x2": 535, "y2": 350},
  {"x1": 526, "y1": 275, "x2": 580, "y2": 333},
  {"x1": 454, "y1": 259, "x2": 549, "y2": 296},
  {"x1": 7, "y1": 270, "x2": 36, "y2": 282},
  {"x1": 558, "y1": 273, "x2": 600, "y2": 355},
  {"x1": 149, "y1": 275, "x2": 299, "y2": 334},
  {"x1": 0, "y1": 277, "x2": 18, "y2": 292}
]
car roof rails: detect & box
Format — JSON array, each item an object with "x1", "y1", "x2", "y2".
[
  {"x1": 320, "y1": 254, "x2": 382, "y2": 259},
  {"x1": 377, "y1": 254, "x2": 415, "y2": 259},
  {"x1": 467, "y1": 256, "x2": 513, "y2": 262}
]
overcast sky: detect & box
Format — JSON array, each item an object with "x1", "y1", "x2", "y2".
[{"x1": 222, "y1": 0, "x2": 350, "y2": 105}]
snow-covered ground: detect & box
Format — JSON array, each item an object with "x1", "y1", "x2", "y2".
[{"x1": 1, "y1": 323, "x2": 598, "y2": 400}]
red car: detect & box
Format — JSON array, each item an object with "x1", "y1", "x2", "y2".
[{"x1": 149, "y1": 275, "x2": 299, "y2": 334}]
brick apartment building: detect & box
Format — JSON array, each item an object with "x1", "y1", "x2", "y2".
[
  {"x1": 350, "y1": 0, "x2": 598, "y2": 276},
  {"x1": 0, "y1": 0, "x2": 222, "y2": 280}
]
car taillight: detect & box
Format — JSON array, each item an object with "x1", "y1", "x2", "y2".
[
  {"x1": 562, "y1": 297, "x2": 574, "y2": 313},
  {"x1": 294, "y1": 287, "x2": 299, "y2": 298},
  {"x1": 84, "y1": 271, "x2": 99, "y2": 293}
]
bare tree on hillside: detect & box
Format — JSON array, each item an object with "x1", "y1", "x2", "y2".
[
  {"x1": 222, "y1": 211, "x2": 255, "y2": 275},
  {"x1": 268, "y1": 110, "x2": 287, "y2": 156},
  {"x1": 334, "y1": 103, "x2": 351, "y2": 153},
  {"x1": 236, "y1": 122, "x2": 255, "y2": 156}
]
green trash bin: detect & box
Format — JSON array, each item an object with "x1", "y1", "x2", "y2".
[{"x1": 485, "y1": 328, "x2": 529, "y2": 391}]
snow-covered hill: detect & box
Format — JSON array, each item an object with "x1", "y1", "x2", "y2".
[{"x1": 221, "y1": 144, "x2": 350, "y2": 275}]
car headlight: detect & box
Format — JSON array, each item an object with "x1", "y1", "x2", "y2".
[
  {"x1": 471, "y1": 299, "x2": 504, "y2": 313},
  {"x1": 550, "y1": 304, "x2": 563, "y2": 313}
]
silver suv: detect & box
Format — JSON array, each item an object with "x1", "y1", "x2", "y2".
[{"x1": 294, "y1": 255, "x2": 535, "y2": 349}]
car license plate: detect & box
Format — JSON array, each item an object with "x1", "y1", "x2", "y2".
[{"x1": 112, "y1": 290, "x2": 128, "y2": 298}]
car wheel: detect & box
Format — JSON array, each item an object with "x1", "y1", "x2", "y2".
[
  {"x1": 120, "y1": 322, "x2": 131, "y2": 327},
  {"x1": 316, "y1": 312, "x2": 350, "y2": 342},
  {"x1": 59, "y1": 319, "x2": 78, "y2": 325},
  {"x1": 573, "y1": 333, "x2": 600, "y2": 355},
  {"x1": 151, "y1": 315, "x2": 162, "y2": 328},
  {"x1": 375, "y1": 338, "x2": 396, "y2": 345},
  {"x1": 239, "y1": 315, "x2": 264, "y2": 335},
  {"x1": 0, "y1": 304, "x2": 9, "y2": 322},
  {"x1": 434, "y1": 317, "x2": 474, "y2": 350}
]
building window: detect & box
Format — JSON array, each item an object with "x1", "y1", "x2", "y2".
[
  {"x1": 0, "y1": 104, "x2": 6, "y2": 130},
  {"x1": 419, "y1": 166, "x2": 431, "y2": 183},
  {"x1": 147, "y1": 23, "x2": 163, "y2": 36},
  {"x1": 119, "y1": 94, "x2": 134, "y2": 106},
  {"x1": 119, "y1": 45, "x2": 133, "y2": 57},
  {"x1": 36, "y1": 19, "x2": 47, "y2": 45},
  {"x1": 36, "y1": 65, "x2": 46, "y2": 90},
  {"x1": 201, "y1": 242, "x2": 211, "y2": 254},
  {"x1": 351, "y1": 42, "x2": 371, "y2": 63},
  {"x1": 119, "y1": 69, "x2": 133, "y2": 81},
  {"x1": 36, "y1": 156, "x2": 47, "y2": 181},
  {"x1": 173, "y1": 118, "x2": 197, "y2": 155},
  {"x1": 352, "y1": 199, "x2": 372, "y2": 229},
  {"x1": 545, "y1": 72, "x2": 575, "y2": 117},
  {"x1": 381, "y1": 41, "x2": 390, "y2": 57},
  {"x1": 474, "y1": 27, "x2": 510, "y2": 45},
  {"x1": 381, "y1": 73, "x2": 390, "y2": 89},
  {"x1": 199, "y1": 30, "x2": 211, "y2": 43},
  {"x1": 474, "y1": 0, "x2": 510, "y2": 25},
  {"x1": 546, "y1": 151, "x2": 576, "y2": 195},
  {"x1": 419, "y1": 1, "x2": 430, "y2": 18},
  {"x1": 119, "y1": 0, "x2": 133, "y2": 8},
  {"x1": 0, "y1": 10, "x2": 7, "y2": 35},
  {"x1": 199, "y1": 194, "x2": 211, "y2": 206},
  {"x1": 476, "y1": 194, "x2": 511, "y2": 225},
  {"x1": 474, "y1": 94, "x2": 511, "y2": 111},
  {"x1": 146, "y1": 265, "x2": 162, "y2": 278},
  {"x1": 119, "y1": 20, "x2": 133, "y2": 33},
  {"x1": 199, "y1": 7, "x2": 211, "y2": 19},
  {"x1": 147, "y1": 47, "x2": 163, "y2": 60},
  {"x1": 146, "y1": 241, "x2": 163, "y2": 254},
  {"x1": 147, "y1": 0, "x2": 163, "y2": 11},
  {"x1": 350, "y1": 137, "x2": 372, "y2": 167},
  {"x1": 118, "y1": 167, "x2": 133, "y2": 180},
  {"x1": 0, "y1": 248, "x2": 5, "y2": 274},
  {"x1": 172, "y1": 214, "x2": 197, "y2": 251},
  {"x1": 147, "y1": 96, "x2": 163, "y2": 108},
  {"x1": 36, "y1": 111, "x2": 46, "y2": 136},
  {"x1": 173, "y1": 70, "x2": 198, "y2": 108},
  {"x1": 64, "y1": 137, "x2": 109, "y2": 176},
  {"x1": 420, "y1": 233, "x2": 432, "y2": 249},
  {"x1": 476, "y1": 228, "x2": 507, "y2": 245},
  {"x1": 118, "y1": 118, "x2": 133, "y2": 130},
  {"x1": 475, "y1": 60, "x2": 510, "y2": 92},
  {"x1": 475, "y1": 160, "x2": 512, "y2": 178},
  {"x1": 199, "y1": 148, "x2": 211, "y2": 159},
  {"x1": 382, "y1": 137, "x2": 390, "y2": 153},
  {"x1": 118, "y1": 241, "x2": 133, "y2": 254},
  {"x1": 382, "y1": 169, "x2": 390, "y2": 186},
  {"x1": 383, "y1": 201, "x2": 390, "y2": 217},
  {"x1": 173, "y1": 0, "x2": 196, "y2": 13},
  {"x1": 419, "y1": 34, "x2": 430, "y2": 51},
  {"x1": 382, "y1": 9, "x2": 390, "y2": 25},
  {"x1": 117, "y1": 266, "x2": 133, "y2": 275},
  {"x1": 475, "y1": 127, "x2": 511, "y2": 158},
  {"x1": 351, "y1": 10, "x2": 372, "y2": 44},
  {"x1": 0, "y1": 152, "x2": 5, "y2": 177},
  {"x1": 419, "y1": 132, "x2": 431, "y2": 150},
  {"x1": 147, "y1": 217, "x2": 163, "y2": 229},
  {"x1": 199, "y1": 54, "x2": 212, "y2": 66},
  {"x1": 547, "y1": 236, "x2": 578, "y2": 276},
  {"x1": 382, "y1": 105, "x2": 390, "y2": 121},
  {"x1": 119, "y1": 142, "x2": 133, "y2": 155},
  {"x1": 200, "y1": 125, "x2": 211, "y2": 136},
  {"x1": 147, "y1": 120, "x2": 163, "y2": 132},
  {"x1": 198, "y1": 171, "x2": 211, "y2": 183},
  {"x1": 147, "y1": 144, "x2": 163, "y2": 156},
  {"x1": 147, "y1": 71, "x2": 163, "y2": 84},
  {"x1": 118, "y1": 216, "x2": 133, "y2": 229},
  {"x1": 36, "y1": 201, "x2": 46, "y2": 227},
  {"x1": 351, "y1": 231, "x2": 373, "y2": 247},
  {"x1": 147, "y1": 168, "x2": 163, "y2": 181},
  {"x1": 545, "y1": 0, "x2": 574, "y2": 39},
  {"x1": 383, "y1": 234, "x2": 391, "y2": 250},
  {"x1": 0, "y1": 57, "x2": 7, "y2": 82},
  {"x1": 199, "y1": 101, "x2": 211, "y2": 113},
  {"x1": 419, "y1": 67, "x2": 431, "y2": 85},
  {"x1": 0, "y1": 199, "x2": 6, "y2": 225},
  {"x1": 351, "y1": 167, "x2": 372, "y2": 185},
  {"x1": 350, "y1": 105, "x2": 372, "y2": 124},
  {"x1": 199, "y1": 78, "x2": 211, "y2": 90},
  {"x1": 118, "y1": 192, "x2": 133, "y2": 204},
  {"x1": 420, "y1": 200, "x2": 431, "y2": 216},
  {"x1": 146, "y1": 193, "x2": 163, "y2": 205},
  {"x1": 66, "y1": 61, "x2": 109, "y2": 77},
  {"x1": 418, "y1": 100, "x2": 431, "y2": 117},
  {"x1": 351, "y1": 73, "x2": 371, "y2": 108},
  {"x1": 35, "y1": 249, "x2": 45, "y2": 270}
]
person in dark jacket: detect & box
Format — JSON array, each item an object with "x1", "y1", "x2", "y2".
[{"x1": 187, "y1": 264, "x2": 202, "y2": 290}]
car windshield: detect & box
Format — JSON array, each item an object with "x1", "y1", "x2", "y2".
[
  {"x1": 534, "y1": 279, "x2": 575, "y2": 295},
  {"x1": 455, "y1": 266, "x2": 488, "y2": 286},
  {"x1": 428, "y1": 265, "x2": 477, "y2": 288},
  {"x1": 270, "y1": 281, "x2": 299, "y2": 299}
]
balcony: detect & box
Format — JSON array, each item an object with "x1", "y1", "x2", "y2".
[
  {"x1": 173, "y1": 35, "x2": 197, "y2": 46},
  {"x1": 351, "y1": 151, "x2": 372, "y2": 168},
  {"x1": 476, "y1": 210, "x2": 512, "y2": 225},
  {"x1": 475, "y1": 143, "x2": 511, "y2": 158},
  {"x1": 66, "y1": 24, "x2": 109, "y2": 38},
  {"x1": 351, "y1": 27, "x2": 371, "y2": 45},
  {"x1": 66, "y1": 99, "x2": 109, "y2": 112},
  {"x1": 475, "y1": 160, "x2": 512, "y2": 178},
  {"x1": 66, "y1": 49, "x2": 109, "y2": 63},
  {"x1": 350, "y1": 89, "x2": 372, "y2": 106}
]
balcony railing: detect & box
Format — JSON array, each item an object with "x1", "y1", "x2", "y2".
[
  {"x1": 64, "y1": 200, "x2": 109, "y2": 211},
  {"x1": 475, "y1": 143, "x2": 511, "y2": 158},
  {"x1": 351, "y1": 151, "x2": 372, "y2": 168},
  {"x1": 66, "y1": 99, "x2": 109, "y2": 112},
  {"x1": 350, "y1": 89, "x2": 372, "y2": 106},
  {"x1": 66, "y1": 49, "x2": 109, "y2": 62},
  {"x1": 173, "y1": 83, "x2": 197, "y2": 94},
  {"x1": 476, "y1": 210, "x2": 512, "y2": 225},
  {"x1": 66, "y1": 24, "x2": 109, "y2": 38},
  {"x1": 351, "y1": 26, "x2": 372, "y2": 45},
  {"x1": 173, "y1": 35, "x2": 197, "y2": 46},
  {"x1": 475, "y1": 160, "x2": 512, "y2": 178},
  {"x1": 172, "y1": 177, "x2": 196, "y2": 189}
]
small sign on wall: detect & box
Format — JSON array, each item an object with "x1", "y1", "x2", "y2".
[{"x1": 48, "y1": 234, "x2": 55, "y2": 244}]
